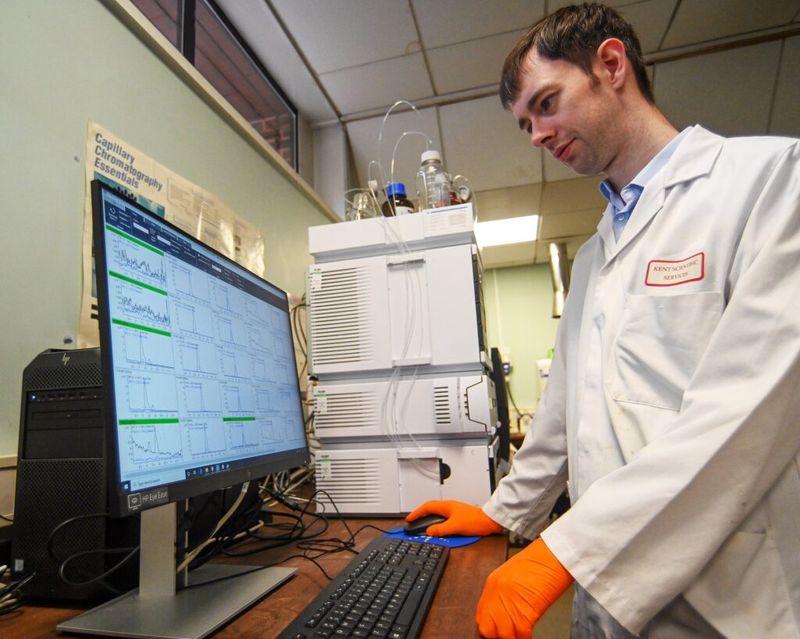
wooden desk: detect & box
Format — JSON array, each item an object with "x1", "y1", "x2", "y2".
[{"x1": 1, "y1": 516, "x2": 507, "y2": 639}]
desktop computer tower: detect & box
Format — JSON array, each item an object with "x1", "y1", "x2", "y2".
[{"x1": 11, "y1": 348, "x2": 138, "y2": 602}]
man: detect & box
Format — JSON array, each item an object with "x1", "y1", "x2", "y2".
[{"x1": 407, "y1": 3, "x2": 800, "y2": 638}]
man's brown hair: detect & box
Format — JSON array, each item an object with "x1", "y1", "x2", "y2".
[{"x1": 500, "y1": 3, "x2": 654, "y2": 108}]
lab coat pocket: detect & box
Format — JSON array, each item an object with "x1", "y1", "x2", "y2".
[
  {"x1": 765, "y1": 456, "x2": 800, "y2": 623},
  {"x1": 608, "y1": 291, "x2": 723, "y2": 409},
  {"x1": 685, "y1": 529, "x2": 798, "y2": 638}
]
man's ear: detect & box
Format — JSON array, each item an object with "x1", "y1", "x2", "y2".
[{"x1": 595, "y1": 38, "x2": 628, "y2": 90}]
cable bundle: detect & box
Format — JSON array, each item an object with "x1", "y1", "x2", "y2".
[{"x1": 0, "y1": 565, "x2": 34, "y2": 615}]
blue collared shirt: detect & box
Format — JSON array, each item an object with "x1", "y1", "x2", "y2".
[{"x1": 599, "y1": 128, "x2": 690, "y2": 241}]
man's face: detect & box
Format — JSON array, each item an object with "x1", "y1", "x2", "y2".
[{"x1": 511, "y1": 51, "x2": 619, "y2": 177}]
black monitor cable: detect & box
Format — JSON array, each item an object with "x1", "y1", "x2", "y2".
[
  {"x1": 285, "y1": 489, "x2": 391, "y2": 580},
  {"x1": 45, "y1": 513, "x2": 139, "y2": 595},
  {"x1": 230, "y1": 487, "x2": 388, "y2": 581},
  {"x1": 178, "y1": 486, "x2": 330, "y2": 589},
  {"x1": 56, "y1": 547, "x2": 140, "y2": 593},
  {"x1": 177, "y1": 482, "x2": 251, "y2": 573},
  {"x1": 179, "y1": 483, "x2": 272, "y2": 572},
  {"x1": 178, "y1": 486, "x2": 393, "y2": 591},
  {"x1": 304, "y1": 410, "x2": 316, "y2": 436},
  {"x1": 179, "y1": 471, "x2": 315, "y2": 571},
  {"x1": 221, "y1": 486, "x2": 391, "y2": 580},
  {"x1": 218, "y1": 486, "x2": 331, "y2": 560}
]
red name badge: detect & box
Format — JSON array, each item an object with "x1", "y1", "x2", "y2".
[{"x1": 645, "y1": 252, "x2": 705, "y2": 286}]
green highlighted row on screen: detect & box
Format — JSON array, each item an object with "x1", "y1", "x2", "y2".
[
  {"x1": 112, "y1": 318, "x2": 171, "y2": 337},
  {"x1": 118, "y1": 417, "x2": 257, "y2": 425}
]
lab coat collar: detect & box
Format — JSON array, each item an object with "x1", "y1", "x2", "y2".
[
  {"x1": 662, "y1": 125, "x2": 724, "y2": 189},
  {"x1": 597, "y1": 126, "x2": 723, "y2": 261}
]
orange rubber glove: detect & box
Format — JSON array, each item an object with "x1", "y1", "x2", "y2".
[
  {"x1": 476, "y1": 537, "x2": 573, "y2": 639},
  {"x1": 405, "y1": 500, "x2": 503, "y2": 537}
]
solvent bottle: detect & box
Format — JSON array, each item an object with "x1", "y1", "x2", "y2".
[
  {"x1": 381, "y1": 182, "x2": 415, "y2": 217},
  {"x1": 416, "y1": 150, "x2": 452, "y2": 210}
]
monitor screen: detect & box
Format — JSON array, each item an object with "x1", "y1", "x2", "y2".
[{"x1": 92, "y1": 180, "x2": 309, "y2": 517}]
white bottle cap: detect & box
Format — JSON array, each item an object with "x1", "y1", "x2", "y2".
[{"x1": 421, "y1": 149, "x2": 442, "y2": 163}]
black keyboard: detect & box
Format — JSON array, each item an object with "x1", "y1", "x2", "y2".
[{"x1": 278, "y1": 535, "x2": 449, "y2": 639}]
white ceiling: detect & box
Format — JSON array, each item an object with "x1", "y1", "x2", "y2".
[{"x1": 218, "y1": 0, "x2": 800, "y2": 265}]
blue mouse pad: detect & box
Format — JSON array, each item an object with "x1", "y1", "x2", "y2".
[{"x1": 385, "y1": 527, "x2": 480, "y2": 548}]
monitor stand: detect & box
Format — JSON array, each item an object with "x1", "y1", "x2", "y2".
[{"x1": 57, "y1": 502, "x2": 295, "y2": 639}]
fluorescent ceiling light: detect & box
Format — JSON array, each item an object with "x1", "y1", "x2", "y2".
[{"x1": 475, "y1": 215, "x2": 539, "y2": 247}]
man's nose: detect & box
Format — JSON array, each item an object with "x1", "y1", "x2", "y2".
[{"x1": 530, "y1": 125, "x2": 553, "y2": 148}]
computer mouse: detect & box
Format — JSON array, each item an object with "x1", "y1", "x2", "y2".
[{"x1": 402, "y1": 514, "x2": 448, "y2": 536}]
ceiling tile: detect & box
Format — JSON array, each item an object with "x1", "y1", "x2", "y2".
[
  {"x1": 439, "y1": 95, "x2": 543, "y2": 192},
  {"x1": 412, "y1": 0, "x2": 544, "y2": 49},
  {"x1": 770, "y1": 36, "x2": 800, "y2": 136},
  {"x1": 271, "y1": 0, "x2": 418, "y2": 74},
  {"x1": 345, "y1": 107, "x2": 442, "y2": 197},
  {"x1": 480, "y1": 241, "x2": 536, "y2": 269},
  {"x1": 474, "y1": 183, "x2": 543, "y2": 222},
  {"x1": 519, "y1": 0, "x2": 675, "y2": 53},
  {"x1": 319, "y1": 54, "x2": 433, "y2": 115},
  {"x1": 540, "y1": 178, "x2": 605, "y2": 215},
  {"x1": 654, "y1": 42, "x2": 782, "y2": 136},
  {"x1": 542, "y1": 151, "x2": 583, "y2": 182},
  {"x1": 427, "y1": 30, "x2": 526, "y2": 94},
  {"x1": 227, "y1": 0, "x2": 797, "y2": 243},
  {"x1": 539, "y1": 208, "x2": 602, "y2": 241},
  {"x1": 662, "y1": 0, "x2": 800, "y2": 49},
  {"x1": 616, "y1": 0, "x2": 678, "y2": 53}
]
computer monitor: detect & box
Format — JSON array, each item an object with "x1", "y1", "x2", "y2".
[{"x1": 58, "y1": 180, "x2": 310, "y2": 639}]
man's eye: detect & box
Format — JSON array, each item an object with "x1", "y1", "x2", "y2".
[{"x1": 540, "y1": 97, "x2": 553, "y2": 113}]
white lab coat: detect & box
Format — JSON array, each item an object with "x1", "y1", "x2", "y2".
[{"x1": 484, "y1": 126, "x2": 800, "y2": 637}]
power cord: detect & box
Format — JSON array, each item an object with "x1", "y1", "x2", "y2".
[
  {"x1": 0, "y1": 565, "x2": 33, "y2": 616},
  {"x1": 216, "y1": 486, "x2": 390, "y2": 582},
  {"x1": 57, "y1": 548, "x2": 139, "y2": 593},
  {"x1": 46, "y1": 513, "x2": 139, "y2": 594},
  {"x1": 23, "y1": 471, "x2": 375, "y2": 599},
  {"x1": 178, "y1": 483, "x2": 372, "y2": 588},
  {"x1": 180, "y1": 482, "x2": 269, "y2": 571},
  {"x1": 177, "y1": 482, "x2": 251, "y2": 573},
  {"x1": 291, "y1": 295, "x2": 308, "y2": 378},
  {"x1": 506, "y1": 381, "x2": 534, "y2": 431}
]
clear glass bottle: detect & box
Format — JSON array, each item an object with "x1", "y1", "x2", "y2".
[
  {"x1": 416, "y1": 150, "x2": 452, "y2": 210},
  {"x1": 346, "y1": 191, "x2": 378, "y2": 221},
  {"x1": 381, "y1": 182, "x2": 415, "y2": 217}
]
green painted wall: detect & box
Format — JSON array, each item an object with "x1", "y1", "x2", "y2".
[
  {"x1": 483, "y1": 264, "x2": 560, "y2": 425},
  {"x1": 0, "y1": 1, "x2": 331, "y2": 455}
]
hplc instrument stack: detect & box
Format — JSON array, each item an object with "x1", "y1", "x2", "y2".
[{"x1": 306, "y1": 203, "x2": 502, "y2": 515}]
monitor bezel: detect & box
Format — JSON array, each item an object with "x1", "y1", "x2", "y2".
[{"x1": 91, "y1": 179, "x2": 310, "y2": 518}]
